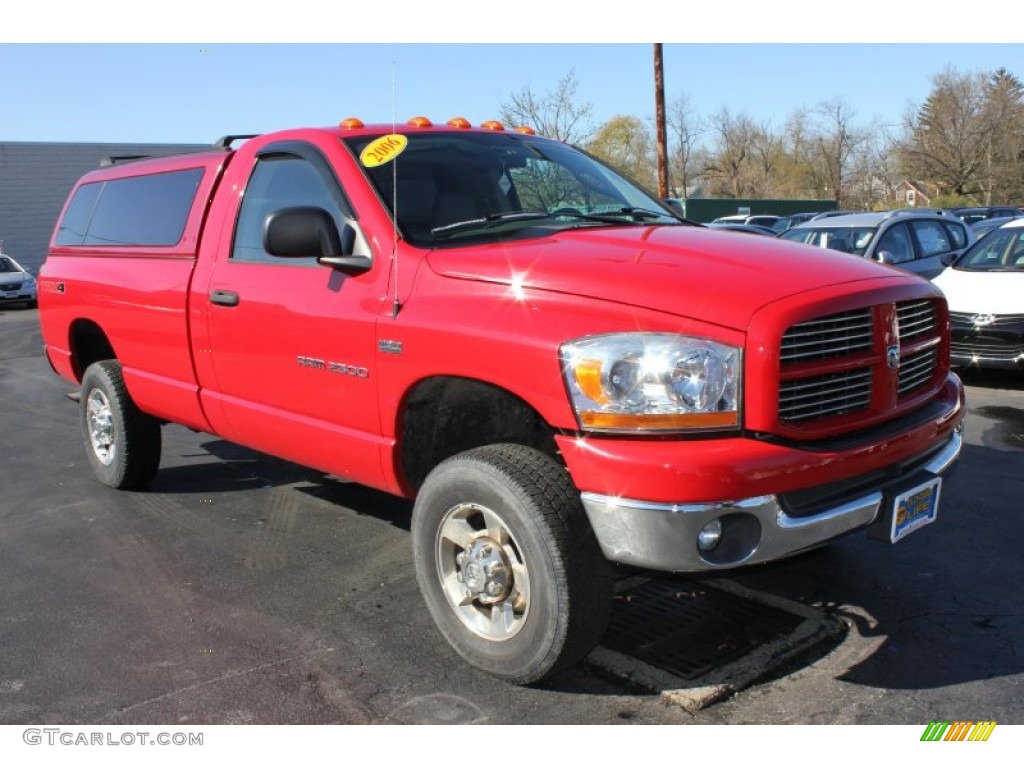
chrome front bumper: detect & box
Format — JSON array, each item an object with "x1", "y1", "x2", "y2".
[{"x1": 580, "y1": 429, "x2": 962, "y2": 572}]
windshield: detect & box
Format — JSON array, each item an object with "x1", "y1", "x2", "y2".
[
  {"x1": 343, "y1": 131, "x2": 681, "y2": 246},
  {"x1": 0, "y1": 256, "x2": 18, "y2": 273},
  {"x1": 778, "y1": 226, "x2": 876, "y2": 256},
  {"x1": 954, "y1": 226, "x2": 1024, "y2": 271}
]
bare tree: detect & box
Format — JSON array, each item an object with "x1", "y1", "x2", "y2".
[
  {"x1": 666, "y1": 93, "x2": 704, "y2": 197},
  {"x1": 750, "y1": 120, "x2": 783, "y2": 197},
  {"x1": 499, "y1": 70, "x2": 595, "y2": 145},
  {"x1": 703, "y1": 108, "x2": 756, "y2": 198},
  {"x1": 813, "y1": 98, "x2": 865, "y2": 207},
  {"x1": 900, "y1": 67, "x2": 991, "y2": 199}
]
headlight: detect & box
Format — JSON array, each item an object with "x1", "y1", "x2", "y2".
[{"x1": 560, "y1": 333, "x2": 741, "y2": 432}]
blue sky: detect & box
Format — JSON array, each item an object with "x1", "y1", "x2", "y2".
[
  {"x1": 3, "y1": 1, "x2": 1022, "y2": 145},
  {"x1": 3, "y1": 43, "x2": 1021, "y2": 146}
]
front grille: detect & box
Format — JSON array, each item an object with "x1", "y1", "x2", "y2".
[
  {"x1": 897, "y1": 299, "x2": 937, "y2": 340},
  {"x1": 950, "y1": 311, "x2": 1024, "y2": 327},
  {"x1": 899, "y1": 348, "x2": 937, "y2": 395},
  {"x1": 0, "y1": 282, "x2": 23, "y2": 291},
  {"x1": 779, "y1": 368, "x2": 872, "y2": 421},
  {"x1": 780, "y1": 309, "x2": 873, "y2": 363},
  {"x1": 951, "y1": 340, "x2": 1024, "y2": 360},
  {"x1": 778, "y1": 298, "x2": 943, "y2": 429}
]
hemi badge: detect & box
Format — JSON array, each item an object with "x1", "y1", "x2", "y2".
[{"x1": 378, "y1": 340, "x2": 403, "y2": 355}]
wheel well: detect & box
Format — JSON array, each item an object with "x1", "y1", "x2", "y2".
[
  {"x1": 69, "y1": 320, "x2": 116, "y2": 381},
  {"x1": 399, "y1": 377, "x2": 559, "y2": 491}
]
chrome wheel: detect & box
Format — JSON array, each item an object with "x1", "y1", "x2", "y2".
[
  {"x1": 86, "y1": 388, "x2": 116, "y2": 466},
  {"x1": 436, "y1": 502, "x2": 530, "y2": 641}
]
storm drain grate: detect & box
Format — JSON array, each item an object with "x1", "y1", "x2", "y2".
[{"x1": 602, "y1": 578, "x2": 804, "y2": 681}]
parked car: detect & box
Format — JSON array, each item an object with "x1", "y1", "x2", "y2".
[
  {"x1": 932, "y1": 217, "x2": 1024, "y2": 370},
  {"x1": 950, "y1": 206, "x2": 1022, "y2": 226},
  {"x1": 809, "y1": 210, "x2": 860, "y2": 220},
  {"x1": 710, "y1": 214, "x2": 780, "y2": 228},
  {"x1": 970, "y1": 215, "x2": 1021, "y2": 239},
  {"x1": 779, "y1": 210, "x2": 975, "y2": 279},
  {"x1": 707, "y1": 222, "x2": 778, "y2": 236},
  {"x1": 770, "y1": 212, "x2": 818, "y2": 233},
  {"x1": 0, "y1": 251, "x2": 38, "y2": 308}
]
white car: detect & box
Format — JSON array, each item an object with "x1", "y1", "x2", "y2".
[
  {"x1": 932, "y1": 218, "x2": 1024, "y2": 369},
  {"x1": 0, "y1": 252, "x2": 38, "y2": 309}
]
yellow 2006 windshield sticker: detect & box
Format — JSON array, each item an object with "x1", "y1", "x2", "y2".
[{"x1": 360, "y1": 134, "x2": 408, "y2": 167}]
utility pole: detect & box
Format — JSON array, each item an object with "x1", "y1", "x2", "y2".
[{"x1": 654, "y1": 43, "x2": 668, "y2": 198}]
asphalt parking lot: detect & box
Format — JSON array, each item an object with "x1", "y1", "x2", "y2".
[{"x1": 1, "y1": 306, "x2": 1022, "y2": 726}]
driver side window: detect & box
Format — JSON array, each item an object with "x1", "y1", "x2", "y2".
[{"x1": 233, "y1": 155, "x2": 342, "y2": 264}]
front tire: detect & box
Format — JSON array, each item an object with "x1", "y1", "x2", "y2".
[
  {"x1": 412, "y1": 444, "x2": 612, "y2": 684},
  {"x1": 81, "y1": 360, "x2": 162, "y2": 489}
]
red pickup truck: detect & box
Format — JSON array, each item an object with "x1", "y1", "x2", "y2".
[{"x1": 39, "y1": 118, "x2": 964, "y2": 684}]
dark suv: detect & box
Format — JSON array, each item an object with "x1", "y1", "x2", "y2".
[
  {"x1": 951, "y1": 206, "x2": 1022, "y2": 226},
  {"x1": 779, "y1": 209, "x2": 975, "y2": 279}
]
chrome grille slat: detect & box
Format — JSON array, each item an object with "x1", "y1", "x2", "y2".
[
  {"x1": 780, "y1": 309, "x2": 873, "y2": 363},
  {"x1": 779, "y1": 369, "x2": 872, "y2": 421},
  {"x1": 951, "y1": 341, "x2": 1024, "y2": 354},
  {"x1": 898, "y1": 349, "x2": 937, "y2": 395},
  {"x1": 780, "y1": 372, "x2": 872, "y2": 400},
  {"x1": 896, "y1": 299, "x2": 937, "y2": 341}
]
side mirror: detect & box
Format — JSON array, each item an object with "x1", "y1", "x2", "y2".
[
  {"x1": 263, "y1": 206, "x2": 370, "y2": 273},
  {"x1": 875, "y1": 250, "x2": 895, "y2": 265}
]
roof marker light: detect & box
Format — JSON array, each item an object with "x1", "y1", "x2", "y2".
[
  {"x1": 481, "y1": 120, "x2": 505, "y2": 132},
  {"x1": 407, "y1": 116, "x2": 433, "y2": 127},
  {"x1": 514, "y1": 126, "x2": 537, "y2": 135},
  {"x1": 340, "y1": 117, "x2": 365, "y2": 129},
  {"x1": 447, "y1": 117, "x2": 472, "y2": 129}
]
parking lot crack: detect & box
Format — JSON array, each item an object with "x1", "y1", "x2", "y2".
[{"x1": 111, "y1": 647, "x2": 336, "y2": 717}]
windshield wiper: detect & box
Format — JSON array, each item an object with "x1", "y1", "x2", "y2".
[
  {"x1": 431, "y1": 206, "x2": 683, "y2": 240},
  {"x1": 431, "y1": 210, "x2": 549, "y2": 238}
]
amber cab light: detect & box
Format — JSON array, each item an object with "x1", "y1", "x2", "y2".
[
  {"x1": 407, "y1": 116, "x2": 433, "y2": 127},
  {"x1": 481, "y1": 121, "x2": 505, "y2": 132},
  {"x1": 339, "y1": 117, "x2": 365, "y2": 129},
  {"x1": 515, "y1": 126, "x2": 537, "y2": 135},
  {"x1": 447, "y1": 117, "x2": 472, "y2": 129}
]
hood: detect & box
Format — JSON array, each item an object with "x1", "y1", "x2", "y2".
[
  {"x1": 933, "y1": 267, "x2": 1024, "y2": 315},
  {"x1": 426, "y1": 225, "x2": 901, "y2": 331}
]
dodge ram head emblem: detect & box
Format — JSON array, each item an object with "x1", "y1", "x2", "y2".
[
  {"x1": 971, "y1": 314, "x2": 996, "y2": 327},
  {"x1": 887, "y1": 344, "x2": 900, "y2": 370}
]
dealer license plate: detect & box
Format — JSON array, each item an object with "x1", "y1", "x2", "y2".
[
  {"x1": 3, "y1": 292, "x2": 18, "y2": 299},
  {"x1": 890, "y1": 477, "x2": 941, "y2": 543}
]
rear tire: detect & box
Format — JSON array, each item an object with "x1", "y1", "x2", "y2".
[
  {"x1": 412, "y1": 444, "x2": 612, "y2": 684},
  {"x1": 81, "y1": 360, "x2": 161, "y2": 490}
]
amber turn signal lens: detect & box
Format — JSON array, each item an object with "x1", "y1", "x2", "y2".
[{"x1": 578, "y1": 411, "x2": 738, "y2": 431}]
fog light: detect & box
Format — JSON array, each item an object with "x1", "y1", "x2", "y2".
[{"x1": 697, "y1": 519, "x2": 723, "y2": 552}]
